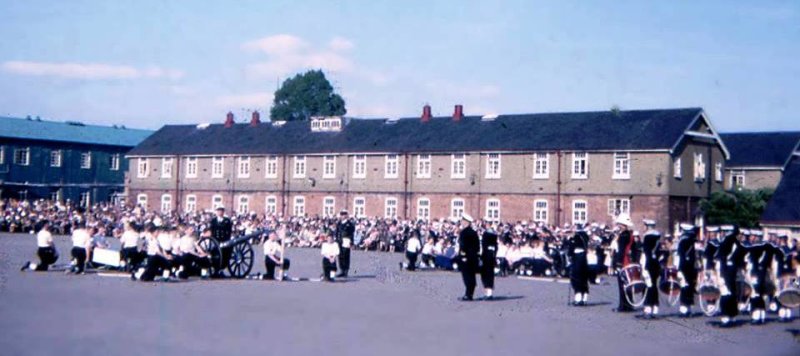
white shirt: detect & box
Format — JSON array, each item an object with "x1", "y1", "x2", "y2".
[
  {"x1": 145, "y1": 235, "x2": 160, "y2": 256},
  {"x1": 179, "y1": 235, "x2": 197, "y2": 254},
  {"x1": 496, "y1": 244, "x2": 508, "y2": 258},
  {"x1": 171, "y1": 236, "x2": 182, "y2": 254},
  {"x1": 120, "y1": 230, "x2": 140, "y2": 248},
  {"x1": 37, "y1": 229, "x2": 53, "y2": 247},
  {"x1": 421, "y1": 242, "x2": 434, "y2": 255},
  {"x1": 71, "y1": 229, "x2": 91, "y2": 248},
  {"x1": 157, "y1": 232, "x2": 172, "y2": 252},
  {"x1": 321, "y1": 242, "x2": 340, "y2": 258},
  {"x1": 406, "y1": 238, "x2": 421, "y2": 253},
  {"x1": 264, "y1": 240, "x2": 281, "y2": 257}
]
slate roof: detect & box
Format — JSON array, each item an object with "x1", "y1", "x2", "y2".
[
  {"x1": 761, "y1": 156, "x2": 800, "y2": 225},
  {"x1": 128, "y1": 108, "x2": 705, "y2": 156},
  {"x1": 720, "y1": 132, "x2": 800, "y2": 168},
  {"x1": 0, "y1": 116, "x2": 152, "y2": 147}
]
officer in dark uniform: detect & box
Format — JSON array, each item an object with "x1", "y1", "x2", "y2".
[
  {"x1": 716, "y1": 225, "x2": 747, "y2": 327},
  {"x1": 746, "y1": 231, "x2": 773, "y2": 324},
  {"x1": 703, "y1": 226, "x2": 720, "y2": 272},
  {"x1": 458, "y1": 214, "x2": 480, "y2": 301},
  {"x1": 210, "y1": 207, "x2": 233, "y2": 277},
  {"x1": 640, "y1": 219, "x2": 661, "y2": 318},
  {"x1": 479, "y1": 226, "x2": 498, "y2": 300},
  {"x1": 613, "y1": 214, "x2": 635, "y2": 312},
  {"x1": 676, "y1": 223, "x2": 698, "y2": 317},
  {"x1": 568, "y1": 224, "x2": 590, "y2": 306},
  {"x1": 335, "y1": 210, "x2": 355, "y2": 278}
]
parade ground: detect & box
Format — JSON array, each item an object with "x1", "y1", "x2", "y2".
[{"x1": 0, "y1": 233, "x2": 797, "y2": 356}]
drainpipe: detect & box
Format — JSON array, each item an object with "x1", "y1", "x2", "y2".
[
  {"x1": 403, "y1": 153, "x2": 410, "y2": 219},
  {"x1": 556, "y1": 151, "x2": 562, "y2": 227},
  {"x1": 175, "y1": 155, "x2": 181, "y2": 214},
  {"x1": 281, "y1": 155, "x2": 287, "y2": 216}
]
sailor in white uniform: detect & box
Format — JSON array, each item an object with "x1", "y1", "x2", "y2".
[
  {"x1": 21, "y1": 220, "x2": 58, "y2": 272},
  {"x1": 321, "y1": 233, "x2": 340, "y2": 282}
]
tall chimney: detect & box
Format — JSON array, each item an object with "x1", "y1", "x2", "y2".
[
  {"x1": 421, "y1": 104, "x2": 432, "y2": 123},
  {"x1": 224, "y1": 112, "x2": 235, "y2": 128},
  {"x1": 250, "y1": 111, "x2": 261, "y2": 127},
  {"x1": 452, "y1": 104, "x2": 464, "y2": 122}
]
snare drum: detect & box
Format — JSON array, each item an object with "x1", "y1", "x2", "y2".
[
  {"x1": 620, "y1": 264, "x2": 647, "y2": 307},
  {"x1": 621, "y1": 264, "x2": 644, "y2": 286},
  {"x1": 92, "y1": 247, "x2": 122, "y2": 267},
  {"x1": 777, "y1": 278, "x2": 800, "y2": 308},
  {"x1": 659, "y1": 267, "x2": 681, "y2": 297}
]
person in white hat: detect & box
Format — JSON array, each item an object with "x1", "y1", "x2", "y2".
[
  {"x1": 640, "y1": 219, "x2": 661, "y2": 318},
  {"x1": 676, "y1": 224, "x2": 699, "y2": 317},
  {"x1": 457, "y1": 214, "x2": 480, "y2": 301},
  {"x1": 613, "y1": 214, "x2": 635, "y2": 312}
]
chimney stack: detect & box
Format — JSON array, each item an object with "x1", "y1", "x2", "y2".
[
  {"x1": 452, "y1": 104, "x2": 464, "y2": 122},
  {"x1": 224, "y1": 112, "x2": 235, "y2": 128},
  {"x1": 421, "y1": 104, "x2": 432, "y2": 123},
  {"x1": 250, "y1": 111, "x2": 261, "y2": 127}
]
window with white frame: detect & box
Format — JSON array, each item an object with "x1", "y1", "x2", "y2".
[
  {"x1": 572, "y1": 152, "x2": 588, "y2": 179},
  {"x1": 265, "y1": 156, "x2": 278, "y2": 178},
  {"x1": 80, "y1": 152, "x2": 91, "y2": 169},
  {"x1": 0, "y1": 146, "x2": 4, "y2": 164},
  {"x1": 385, "y1": 197, "x2": 398, "y2": 218},
  {"x1": 161, "y1": 194, "x2": 172, "y2": 213},
  {"x1": 323, "y1": 196, "x2": 336, "y2": 217},
  {"x1": 293, "y1": 156, "x2": 306, "y2": 178},
  {"x1": 185, "y1": 195, "x2": 197, "y2": 212},
  {"x1": 353, "y1": 155, "x2": 366, "y2": 179},
  {"x1": 607, "y1": 199, "x2": 630, "y2": 217},
  {"x1": 109, "y1": 154, "x2": 120, "y2": 171},
  {"x1": 451, "y1": 198, "x2": 465, "y2": 219},
  {"x1": 211, "y1": 194, "x2": 224, "y2": 210},
  {"x1": 186, "y1": 157, "x2": 198, "y2": 178},
  {"x1": 265, "y1": 196, "x2": 277, "y2": 214},
  {"x1": 137, "y1": 158, "x2": 149, "y2": 178},
  {"x1": 50, "y1": 150, "x2": 62, "y2": 167},
  {"x1": 323, "y1": 156, "x2": 336, "y2": 179},
  {"x1": 486, "y1": 199, "x2": 500, "y2": 221},
  {"x1": 486, "y1": 153, "x2": 501, "y2": 179},
  {"x1": 572, "y1": 200, "x2": 588, "y2": 224},
  {"x1": 731, "y1": 170, "x2": 745, "y2": 189},
  {"x1": 13, "y1": 147, "x2": 29, "y2": 166},
  {"x1": 416, "y1": 154, "x2": 431, "y2": 178},
  {"x1": 613, "y1": 152, "x2": 630, "y2": 179},
  {"x1": 533, "y1": 153, "x2": 549, "y2": 179},
  {"x1": 451, "y1": 154, "x2": 466, "y2": 179},
  {"x1": 385, "y1": 154, "x2": 398, "y2": 178},
  {"x1": 353, "y1": 197, "x2": 366, "y2": 218},
  {"x1": 673, "y1": 157, "x2": 682, "y2": 179},
  {"x1": 161, "y1": 157, "x2": 173, "y2": 178},
  {"x1": 714, "y1": 162, "x2": 723, "y2": 182},
  {"x1": 238, "y1": 156, "x2": 250, "y2": 178},
  {"x1": 237, "y1": 195, "x2": 249, "y2": 215},
  {"x1": 693, "y1": 152, "x2": 706, "y2": 182},
  {"x1": 293, "y1": 196, "x2": 305, "y2": 216},
  {"x1": 417, "y1": 198, "x2": 430, "y2": 220},
  {"x1": 212, "y1": 157, "x2": 224, "y2": 178},
  {"x1": 534, "y1": 200, "x2": 548, "y2": 224},
  {"x1": 137, "y1": 193, "x2": 148, "y2": 209},
  {"x1": 79, "y1": 191, "x2": 90, "y2": 207}
]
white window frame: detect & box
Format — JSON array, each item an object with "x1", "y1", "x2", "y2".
[
  {"x1": 451, "y1": 154, "x2": 466, "y2": 179},
  {"x1": 572, "y1": 152, "x2": 588, "y2": 179},
  {"x1": 237, "y1": 195, "x2": 250, "y2": 215},
  {"x1": 136, "y1": 193, "x2": 148, "y2": 209},
  {"x1": 161, "y1": 157, "x2": 173, "y2": 178},
  {"x1": 673, "y1": 157, "x2": 682, "y2": 179},
  {"x1": 730, "y1": 170, "x2": 746, "y2": 189},
  {"x1": 80, "y1": 152, "x2": 92, "y2": 169},
  {"x1": 486, "y1": 153, "x2": 501, "y2": 179},
  {"x1": 293, "y1": 156, "x2": 306, "y2": 179},
  {"x1": 293, "y1": 196, "x2": 306, "y2": 216},
  {"x1": 417, "y1": 198, "x2": 431, "y2": 220},
  {"x1": 211, "y1": 194, "x2": 224, "y2": 211},
  {"x1": 693, "y1": 152, "x2": 706, "y2": 182},
  {"x1": 533, "y1": 153, "x2": 549, "y2": 179},
  {"x1": 265, "y1": 196, "x2": 278, "y2": 214},
  {"x1": 137, "y1": 158, "x2": 149, "y2": 178},
  {"x1": 323, "y1": 156, "x2": 336, "y2": 179},
  {"x1": 485, "y1": 199, "x2": 500, "y2": 222},
  {"x1": 572, "y1": 200, "x2": 588, "y2": 225},
  {"x1": 0, "y1": 146, "x2": 4, "y2": 165},
  {"x1": 714, "y1": 162, "x2": 723, "y2": 182},
  {"x1": 416, "y1": 154, "x2": 431, "y2": 179},
  {"x1": 385, "y1": 154, "x2": 399, "y2": 179},
  {"x1": 451, "y1": 198, "x2": 465, "y2": 219},
  {"x1": 160, "y1": 194, "x2": 172, "y2": 213},
  {"x1": 185, "y1": 157, "x2": 198, "y2": 178},
  {"x1": 13, "y1": 147, "x2": 30, "y2": 166},
  {"x1": 211, "y1": 157, "x2": 224, "y2": 178},
  {"x1": 80, "y1": 191, "x2": 91, "y2": 208},
  {"x1": 185, "y1": 194, "x2": 197, "y2": 212},
  {"x1": 265, "y1": 156, "x2": 278, "y2": 179},
  {"x1": 612, "y1": 152, "x2": 630, "y2": 180},
  {"x1": 238, "y1": 156, "x2": 251, "y2": 179},
  {"x1": 353, "y1": 197, "x2": 366, "y2": 218},
  {"x1": 323, "y1": 196, "x2": 336, "y2": 217},
  {"x1": 353, "y1": 155, "x2": 367, "y2": 179},
  {"x1": 50, "y1": 150, "x2": 62, "y2": 167},
  {"x1": 109, "y1": 154, "x2": 120, "y2": 171},
  {"x1": 385, "y1": 197, "x2": 398, "y2": 218},
  {"x1": 607, "y1": 199, "x2": 630, "y2": 217},
  {"x1": 534, "y1": 200, "x2": 548, "y2": 224}
]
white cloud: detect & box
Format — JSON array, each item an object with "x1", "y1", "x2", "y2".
[
  {"x1": 1, "y1": 61, "x2": 184, "y2": 80},
  {"x1": 214, "y1": 92, "x2": 274, "y2": 108},
  {"x1": 241, "y1": 34, "x2": 309, "y2": 56},
  {"x1": 328, "y1": 36, "x2": 355, "y2": 51},
  {"x1": 242, "y1": 34, "x2": 356, "y2": 79}
]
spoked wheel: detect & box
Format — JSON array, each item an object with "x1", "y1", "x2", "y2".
[
  {"x1": 660, "y1": 281, "x2": 681, "y2": 307},
  {"x1": 227, "y1": 243, "x2": 254, "y2": 279},
  {"x1": 198, "y1": 238, "x2": 222, "y2": 275},
  {"x1": 624, "y1": 282, "x2": 648, "y2": 308}
]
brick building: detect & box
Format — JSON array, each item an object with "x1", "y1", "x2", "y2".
[
  {"x1": 761, "y1": 149, "x2": 800, "y2": 239},
  {"x1": 125, "y1": 107, "x2": 728, "y2": 232},
  {"x1": 720, "y1": 131, "x2": 800, "y2": 191}
]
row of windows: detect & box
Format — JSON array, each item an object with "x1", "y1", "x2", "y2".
[
  {"x1": 0, "y1": 146, "x2": 119, "y2": 170},
  {"x1": 672, "y1": 154, "x2": 723, "y2": 183},
  {"x1": 136, "y1": 152, "x2": 638, "y2": 180},
  {"x1": 136, "y1": 194, "x2": 630, "y2": 225}
]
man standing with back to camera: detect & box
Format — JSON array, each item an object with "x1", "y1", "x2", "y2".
[{"x1": 458, "y1": 214, "x2": 480, "y2": 301}]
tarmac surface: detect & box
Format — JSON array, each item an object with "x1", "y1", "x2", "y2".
[{"x1": 1, "y1": 232, "x2": 798, "y2": 356}]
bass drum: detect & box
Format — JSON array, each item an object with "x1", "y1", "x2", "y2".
[
  {"x1": 777, "y1": 278, "x2": 800, "y2": 308},
  {"x1": 620, "y1": 264, "x2": 647, "y2": 308},
  {"x1": 697, "y1": 272, "x2": 721, "y2": 317},
  {"x1": 737, "y1": 279, "x2": 753, "y2": 312},
  {"x1": 658, "y1": 267, "x2": 681, "y2": 306}
]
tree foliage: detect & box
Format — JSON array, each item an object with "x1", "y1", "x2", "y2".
[
  {"x1": 700, "y1": 189, "x2": 774, "y2": 228},
  {"x1": 269, "y1": 70, "x2": 346, "y2": 121}
]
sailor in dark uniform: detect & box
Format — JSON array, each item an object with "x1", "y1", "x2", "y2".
[
  {"x1": 335, "y1": 210, "x2": 355, "y2": 277},
  {"x1": 640, "y1": 219, "x2": 661, "y2": 318},
  {"x1": 703, "y1": 226, "x2": 720, "y2": 272},
  {"x1": 676, "y1": 223, "x2": 698, "y2": 317},
  {"x1": 716, "y1": 225, "x2": 747, "y2": 327},
  {"x1": 567, "y1": 224, "x2": 591, "y2": 306},
  {"x1": 479, "y1": 226, "x2": 498, "y2": 300},
  {"x1": 613, "y1": 214, "x2": 635, "y2": 312},
  {"x1": 745, "y1": 230, "x2": 772, "y2": 324},
  {"x1": 774, "y1": 235, "x2": 797, "y2": 321},
  {"x1": 209, "y1": 207, "x2": 233, "y2": 277},
  {"x1": 457, "y1": 214, "x2": 480, "y2": 301}
]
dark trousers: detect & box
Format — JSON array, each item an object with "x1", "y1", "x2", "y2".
[
  {"x1": 679, "y1": 268, "x2": 697, "y2": 307},
  {"x1": 644, "y1": 266, "x2": 660, "y2": 307},
  {"x1": 265, "y1": 257, "x2": 290, "y2": 279},
  {"x1": 71, "y1": 247, "x2": 87, "y2": 273},
  {"x1": 720, "y1": 267, "x2": 739, "y2": 318},
  {"x1": 219, "y1": 244, "x2": 232, "y2": 276},
  {"x1": 338, "y1": 247, "x2": 351, "y2": 275},
  {"x1": 421, "y1": 253, "x2": 435, "y2": 267},
  {"x1": 750, "y1": 271, "x2": 768, "y2": 310},
  {"x1": 570, "y1": 259, "x2": 590, "y2": 294},
  {"x1": 617, "y1": 272, "x2": 634, "y2": 311},
  {"x1": 460, "y1": 257, "x2": 478, "y2": 298},
  {"x1": 178, "y1": 254, "x2": 211, "y2": 278},
  {"x1": 141, "y1": 254, "x2": 169, "y2": 281},
  {"x1": 120, "y1": 247, "x2": 142, "y2": 271},
  {"x1": 406, "y1": 251, "x2": 418, "y2": 271},
  {"x1": 35, "y1": 247, "x2": 58, "y2": 271},
  {"x1": 322, "y1": 258, "x2": 338, "y2": 281},
  {"x1": 480, "y1": 258, "x2": 496, "y2": 289}
]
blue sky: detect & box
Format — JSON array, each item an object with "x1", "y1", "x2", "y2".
[{"x1": 0, "y1": 0, "x2": 798, "y2": 131}]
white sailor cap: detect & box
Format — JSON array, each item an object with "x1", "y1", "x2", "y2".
[
  {"x1": 633, "y1": 230, "x2": 641, "y2": 236},
  {"x1": 643, "y1": 219, "x2": 656, "y2": 226},
  {"x1": 706, "y1": 226, "x2": 719, "y2": 232},
  {"x1": 679, "y1": 223, "x2": 695, "y2": 231},
  {"x1": 615, "y1": 214, "x2": 634, "y2": 228},
  {"x1": 720, "y1": 225, "x2": 735, "y2": 232},
  {"x1": 461, "y1": 213, "x2": 474, "y2": 223},
  {"x1": 752, "y1": 230, "x2": 764, "y2": 237},
  {"x1": 742, "y1": 229, "x2": 752, "y2": 235}
]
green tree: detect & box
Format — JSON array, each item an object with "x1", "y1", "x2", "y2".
[
  {"x1": 700, "y1": 189, "x2": 774, "y2": 228},
  {"x1": 269, "y1": 70, "x2": 346, "y2": 121}
]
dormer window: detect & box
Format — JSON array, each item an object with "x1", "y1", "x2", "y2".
[{"x1": 310, "y1": 117, "x2": 343, "y2": 132}]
